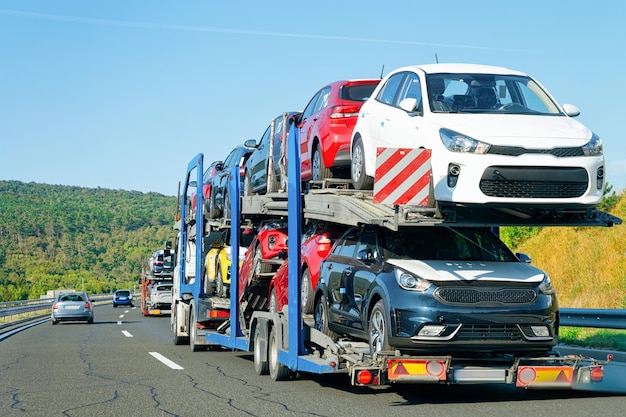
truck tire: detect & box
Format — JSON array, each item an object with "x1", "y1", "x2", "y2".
[
  {"x1": 268, "y1": 288, "x2": 278, "y2": 313},
  {"x1": 351, "y1": 136, "x2": 373, "y2": 190},
  {"x1": 368, "y1": 300, "x2": 392, "y2": 354},
  {"x1": 253, "y1": 326, "x2": 269, "y2": 375},
  {"x1": 172, "y1": 308, "x2": 189, "y2": 345},
  {"x1": 268, "y1": 325, "x2": 290, "y2": 381}
]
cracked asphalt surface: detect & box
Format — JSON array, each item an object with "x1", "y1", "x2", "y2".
[{"x1": 1, "y1": 305, "x2": 625, "y2": 417}]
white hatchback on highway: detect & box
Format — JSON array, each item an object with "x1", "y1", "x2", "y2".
[{"x1": 350, "y1": 63, "x2": 605, "y2": 208}]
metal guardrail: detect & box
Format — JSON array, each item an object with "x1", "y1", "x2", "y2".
[
  {"x1": 0, "y1": 294, "x2": 113, "y2": 320},
  {"x1": 1, "y1": 299, "x2": 624, "y2": 329},
  {"x1": 560, "y1": 308, "x2": 626, "y2": 330}
]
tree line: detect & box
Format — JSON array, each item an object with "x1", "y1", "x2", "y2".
[{"x1": 0, "y1": 180, "x2": 177, "y2": 301}]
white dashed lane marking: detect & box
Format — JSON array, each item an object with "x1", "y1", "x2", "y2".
[
  {"x1": 149, "y1": 352, "x2": 184, "y2": 370},
  {"x1": 122, "y1": 330, "x2": 133, "y2": 338}
]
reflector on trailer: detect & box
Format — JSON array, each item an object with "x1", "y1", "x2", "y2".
[
  {"x1": 388, "y1": 359, "x2": 448, "y2": 382},
  {"x1": 516, "y1": 366, "x2": 574, "y2": 387}
]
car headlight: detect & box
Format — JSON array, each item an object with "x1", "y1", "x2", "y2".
[
  {"x1": 538, "y1": 274, "x2": 554, "y2": 295},
  {"x1": 582, "y1": 134, "x2": 603, "y2": 156},
  {"x1": 395, "y1": 269, "x2": 432, "y2": 292},
  {"x1": 440, "y1": 128, "x2": 491, "y2": 154}
]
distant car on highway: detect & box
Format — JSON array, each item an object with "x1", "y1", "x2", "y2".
[
  {"x1": 51, "y1": 291, "x2": 94, "y2": 325},
  {"x1": 113, "y1": 289, "x2": 133, "y2": 308}
]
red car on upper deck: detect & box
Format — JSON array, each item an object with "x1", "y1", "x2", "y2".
[{"x1": 295, "y1": 79, "x2": 379, "y2": 183}]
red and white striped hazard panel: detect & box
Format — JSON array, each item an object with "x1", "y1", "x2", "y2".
[{"x1": 373, "y1": 148, "x2": 432, "y2": 206}]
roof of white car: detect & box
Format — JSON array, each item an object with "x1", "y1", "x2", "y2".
[{"x1": 392, "y1": 63, "x2": 528, "y2": 76}]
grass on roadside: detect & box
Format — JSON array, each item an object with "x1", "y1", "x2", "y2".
[{"x1": 560, "y1": 327, "x2": 626, "y2": 351}]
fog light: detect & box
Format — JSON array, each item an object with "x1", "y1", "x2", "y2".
[
  {"x1": 447, "y1": 164, "x2": 460, "y2": 187},
  {"x1": 596, "y1": 166, "x2": 604, "y2": 190},
  {"x1": 530, "y1": 325, "x2": 550, "y2": 337},
  {"x1": 418, "y1": 325, "x2": 446, "y2": 337}
]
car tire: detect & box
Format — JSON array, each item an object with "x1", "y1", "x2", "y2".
[
  {"x1": 368, "y1": 300, "x2": 392, "y2": 354},
  {"x1": 300, "y1": 268, "x2": 314, "y2": 314},
  {"x1": 207, "y1": 194, "x2": 219, "y2": 219},
  {"x1": 268, "y1": 325, "x2": 290, "y2": 381},
  {"x1": 87, "y1": 317, "x2": 94, "y2": 325},
  {"x1": 223, "y1": 190, "x2": 230, "y2": 221},
  {"x1": 312, "y1": 145, "x2": 332, "y2": 182},
  {"x1": 269, "y1": 288, "x2": 278, "y2": 313},
  {"x1": 113, "y1": 304, "x2": 117, "y2": 308},
  {"x1": 216, "y1": 262, "x2": 227, "y2": 298},
  {"x1": 253, "y1": 326, "x2": 269, "y2": 375},
  {"x1": 252, "y1": 245, "x2": 272, "y2": 278},
  {"x1": 51, "y1": 319, "x2": 58, "y2": 325},
  {"x1": 314, "y1": 293, "x2": 338, "y2": 340},
  {"x1": 351, "y1": 136, "x2": 373, "y2": 190},
  {"x1": 244, "y1": 171, "x2": 256, "y2": 196}
]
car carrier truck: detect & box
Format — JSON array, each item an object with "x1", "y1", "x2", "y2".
[{"x1": 172, "y1": 123, "x2": 620, "y2": 387}]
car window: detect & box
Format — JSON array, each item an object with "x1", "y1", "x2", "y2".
[
  {"x1": 116, "y1": 291, "x2": 130, "y2": 296},
  {"x1": 381, "y1": 227, "x2": 517, "y2": 262},
  {"x1": 377, "y1": 73, "x2": 405, "y2": 105},
  {"x1": 356, "y1": 226, "x2": 379, "y2": 262},
  {"x1": 313, "y1": 87, "x2": 331, "y2": 114},
  {"x1": 396, "y1": 73, "x2": 422, "y2": 111},
  {"x1": 332, "y1": 228, "x2": 359, "y2": 258},
  {"x1": 341, "y1": 84, "x2": 377, "y2": 101},
  {"x1": 301, "y1": 90, "x2": 321, "y2": 119}
]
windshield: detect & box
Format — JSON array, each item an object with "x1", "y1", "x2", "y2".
[
  {"x1": 382, "y1": 227, "x2": 518, "y2": 262},
  {"x1": 426, "y1": 73, "x2": 561, "y2": 115}
]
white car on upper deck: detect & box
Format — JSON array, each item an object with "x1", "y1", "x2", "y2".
[{"x1": 350, "y1": 63, "x2": 605, "y2": 209}]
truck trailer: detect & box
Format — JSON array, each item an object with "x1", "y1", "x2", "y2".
[{"x1": 172, "y1": 124, "x2": 619, "y2": 387}]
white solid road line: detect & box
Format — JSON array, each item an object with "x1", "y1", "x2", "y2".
[
  {"x1": 149, "y1": 352, "x2": 184, "y2": 370},
  {"x1": 122, "y1": 330, "x2": 133, "y2": 337}
]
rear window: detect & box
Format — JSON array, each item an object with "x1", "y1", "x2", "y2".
[
  {"x1": 59, "y1": 293, "x2": 85, "y2": 302},
  {"x1": 341, "y1": 83, "x2": 378, "y2": 101},
  {"x1": 116, "y1": 291, "x2": 131, "y2": 297},
  {"x1": 156, "y1": 285, "x2": 172, "y2": 292}
]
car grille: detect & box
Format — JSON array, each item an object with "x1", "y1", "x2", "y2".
[
  {"x1": 487, "y1": 145, "x2": 584, "y2": 157},
  {"x1": 479, "y1": 166, "x2": 589, "y2": 198},
  {"x1": 435, "y1": 288, "x2": 537, "y2": 305},
  {"x1": 455, "y1": 324, "x2": 524, "y2": 342}
]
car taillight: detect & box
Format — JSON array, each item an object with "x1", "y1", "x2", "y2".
[
  {"x1": 52, "y1": 302, "x2": 58, "y2": 311},
  {"x1": 239, "y1": 166, "x2": 246, "y2": 177},
  {"x1": 84, "y1": 301, "x2": 91, "y2": 309},
  {"x1": 330, "y1": 105, "x2": 361, "y2": 119}
]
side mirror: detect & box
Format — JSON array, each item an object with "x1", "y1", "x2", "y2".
[
  {"x1": 515, "y1": 252, "x2": 532, "y2": 264},
  {"x1": 399, "y1": 98, "x2": 419, "y2": 113},
  {"x1": 357, "y1": 249, "x2": 376, "y2": 265},
  {"x1": 562, "y1": 103, "x2": 581, "y2": 117},
  {"x1": 278, "y1": 249, "x2": 288, "y2": 260},
  {"x1": 244, "y1": 139, "x2": 258, "y2": 149}
]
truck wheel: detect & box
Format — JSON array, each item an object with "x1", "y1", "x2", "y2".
[
  {"x1": 172, "y1": 309, "x2": 189, "y2": 345},
  {"x1": 301, "y1": 268, "x2": 314, "y2": 314},
  {"x1": 312, "y1": 145, "x2": 332, "y2": 181},
  {"x1": 351, "y1": 136, "x2": 373, "y2": 190},
  {"x1": 254, "y1": 326, "x2": 269, "y2": 375},
  {"x1": 189, "y1": 306, "x2": 204, "y2": 352},
  {"x1": 368, "y1": 300, "x2": 392, "y2": 354},
  {"x1": 268, "y1": 325, "x2": 290, "y2": 381},
  {"x1": 314, "y1": 293, "x2": 338, "y2": 340}
]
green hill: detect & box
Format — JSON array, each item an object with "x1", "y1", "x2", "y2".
[
  {"x1": 0, "y1": 180, "x2": 177, "y2": 301},
  {"x1": 503, "y1": 192, "x2": 625, "y2": 309}
]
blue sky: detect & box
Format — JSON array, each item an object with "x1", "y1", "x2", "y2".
[{"x1": 1, "y1": 1, "x2": 625, "y2": 196}]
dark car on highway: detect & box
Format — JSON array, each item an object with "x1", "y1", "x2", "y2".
[
  {"x1": 314, "y1": 225, "x2": 558, "y2": 357},
  {"x1": 113, "y1": 289, "x2": 133, "y2": 308},
  {"x1": 243, "y1": 112, "x2": 300, "y2": 196},
  {"x1": 208, "y1": 144, "x2": 255, "y2": 219}
]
